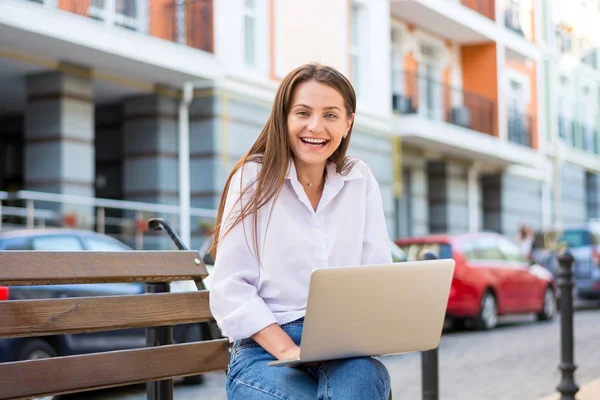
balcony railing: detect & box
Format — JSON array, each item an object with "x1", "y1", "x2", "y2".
[
  {"x1": 392, "y1": 71, "x2": 496, "y2": 137},
  {"x1": 507, "y1": 109, "x2": 533, "y2": 147},
  {"x1": 461, "y1": 0, "x2": 495, "y2": 20},
  {"x1": 24, "y1": 0, "x2": 214, "y2": 53}
]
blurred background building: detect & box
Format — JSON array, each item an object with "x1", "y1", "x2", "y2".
[{"x1": 0, "y1": 0, "x2": 599, "y2": 247}]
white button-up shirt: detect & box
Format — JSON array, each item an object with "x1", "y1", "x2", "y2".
[{"x1": 209, "y1": 158, "x2": 392, "y2": 342}]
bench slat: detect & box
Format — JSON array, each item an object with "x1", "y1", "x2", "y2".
[
  {"x1": 0, "y1": 339, "x2": 231, "y2": 400},
  {"x1": 0, "y1": 251, "x2": 207, "y2": 285},
  {"x1": 0, "y1": 291, "x2": 213, "y2": 338}
]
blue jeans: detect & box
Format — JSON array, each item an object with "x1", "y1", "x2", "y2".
[{"x1": 226, "y1": 318, "x2": 391, "y2": 400}]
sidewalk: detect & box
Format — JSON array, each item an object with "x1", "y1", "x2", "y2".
[{"x1": 538, "y1": 377, "x2": 600, "y2": 400}]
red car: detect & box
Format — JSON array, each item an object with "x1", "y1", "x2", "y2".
[{"x1": 395, "y1": 232, "x2": 556, "y2": 330}]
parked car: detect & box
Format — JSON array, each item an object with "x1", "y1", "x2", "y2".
[
  {"x1": 532, "y1": 224, "x2": 600, "y2": 300},
  {"x1": 0, "y1": 228, "x2": 210, "y2": 387},
  {"x1": 395, "y1": 232, "x2": 556, "y2": 330}
]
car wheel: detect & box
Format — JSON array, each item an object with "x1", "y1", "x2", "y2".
[
  {"x1": 474, "y1": 291, "x2": 498, "y2": 330},
  {"x1": 181, "y1": 324, "x2": 205, "y2": 386},
  {"x1": 537, "y1": 286, "x2": 556, "y2": 321},
  {"x1": 17, "y1": 339, "x2": 58, "y2": 400}
]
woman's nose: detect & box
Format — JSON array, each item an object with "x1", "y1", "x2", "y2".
[{"x1": 307, "y1": 117, "x2": 324, "y2": 133}]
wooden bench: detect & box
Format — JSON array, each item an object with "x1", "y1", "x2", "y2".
[{"x1": 0, "y1": 250, "x2": 230, "y2": 399}]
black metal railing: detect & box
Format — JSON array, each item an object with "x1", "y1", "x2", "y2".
[
  {"x1": 392, "y1": 72, "x2": 496, "y2": 136},
  {"x1": 25, "y1": 0, "x2": 214, "y2": 53},
  {"x1": 507, "y1": 109, "x2": 533, "y2": 147}
]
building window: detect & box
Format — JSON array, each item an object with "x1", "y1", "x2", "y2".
[
  {"x1": 88, "y1": 0, "x2": 146, "y2": 31},
  {"x1": 350, "y1": 3, "x2": 367, "y2": 97},
  {"x1": 391, "y1": 28, "x2": 408, "y2": 113},
  {"x1": 418, "y1": 44, "x2": 443, "y2": 120},
  {"x1": 243, "y1": 0, "x2": 258, "y2": 67}
]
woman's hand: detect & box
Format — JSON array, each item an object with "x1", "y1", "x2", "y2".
[
  {"x1": 278, "y1": 344, "x2": 301, "y2": 361},
  {"x1": 251, "y1": 323, "x2": 299, "y2": 360}
]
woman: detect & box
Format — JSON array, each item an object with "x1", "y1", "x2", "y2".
[{"x1": 209, "y1": 63, "x2": 392, "y2": 400}]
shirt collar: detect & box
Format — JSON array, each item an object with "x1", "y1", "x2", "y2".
[{"x1": 285, "y1": 158, "x2": 364, "y2": 186}]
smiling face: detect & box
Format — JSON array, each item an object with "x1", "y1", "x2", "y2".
[{"x1": 286, "y1": 80, "x2": 354, "y2": 171}]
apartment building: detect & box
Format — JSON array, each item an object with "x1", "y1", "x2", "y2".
[
  {"x1": 542, "y1": 0, "x2": 600, "y2": 226},
  {"x1": 0, "y1": 0, "x2": 598, "y2": 244}
]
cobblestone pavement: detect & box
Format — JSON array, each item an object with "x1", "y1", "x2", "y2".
[{"x1": 65, "y1": 304, "x2": 600, "y2": 400}]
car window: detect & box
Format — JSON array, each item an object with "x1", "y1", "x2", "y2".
[
  {"x1": 0, "y1": 237, "x2": 30, "y2": 250},
  {"x1": 84, "y1": 236, "x2": 130, "y2": 251},
  {"x1": 497, "y1": 237, "x2": 528, "y2": 262},
  {"x1": 473, "y1": 236, "x2": 503, "y2": 261},
  {"x1": 459, "y1": 240, "x2": 478, "y2": 261},
  {"x1": 398, "y1": 243, "x2": 453, "y2": 261},
  {"x1": 32, "y1": 235, "x2": 84, "y2": 251}
]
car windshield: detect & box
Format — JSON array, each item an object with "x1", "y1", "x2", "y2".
[
  {"x1": 558, "y1": 229, "x2": 592, "y2": 248},
  {"x1": 397, "y1": 242, "x2": 453, "y2": 261},
  {"x1": 535, "y1": 228, "x2": 596, "y2": 249}
]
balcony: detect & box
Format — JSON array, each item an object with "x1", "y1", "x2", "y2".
[
  {"x1": 390, "y1": 0, "x2": 495, "y2": 44},
  {"x1": 0, "y1": 0, "x2": 221, "y2": 87},
  {"x1": 507, "y1": 109, "x2": 533, "y2": 147},
  {"x1": 555, "y1": 26, "x2": 599, "y2": 70},
  {"x1": 392, "y1": 71, "x2": 496, "y2": 136},
  {"x1": 23, "y1": 0, "x2": 214, "y2": 53},
  {"x1": 461, "y1": 0, "x2": 495, "y2": 20}
]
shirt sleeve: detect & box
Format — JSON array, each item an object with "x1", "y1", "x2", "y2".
[
  {"x1": 209, "y1": 164, "x2": 277, "y2": 342},
  {"x1": 361, "y1": 166, "x2": 393, "y2": 265}
]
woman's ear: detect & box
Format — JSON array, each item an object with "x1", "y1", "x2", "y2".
[{"x1": 346, "y1": 113, "x2": 355, "y2": 135}]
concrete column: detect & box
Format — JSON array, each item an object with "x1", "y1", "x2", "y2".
[
  {"x1": 122, "y1": 94, "x2": 179, "y2": 206},
  {"x1": 24, "y1": 68, "x2": 95, "y2": 223},
  {"x1": 482, "y1": 172, "x2": 544, "y2": 237}
]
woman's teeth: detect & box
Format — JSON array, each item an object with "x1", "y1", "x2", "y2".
[{"x1": 301, "y1": 138, "x2": 328, "y2": 146}]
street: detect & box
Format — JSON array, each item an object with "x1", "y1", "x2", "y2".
[{"x1": 64, "y1": 304, "x2": 600, "y2": 400}]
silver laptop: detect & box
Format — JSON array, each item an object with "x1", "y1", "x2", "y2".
[{"x1": 268, "y1": 259, "x2": 455, "y2": 367}]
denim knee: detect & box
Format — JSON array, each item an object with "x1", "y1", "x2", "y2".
[{"x1": 319, "y1": 357, "x2": 391, "y2": 399}]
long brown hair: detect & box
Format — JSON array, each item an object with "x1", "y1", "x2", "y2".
[{"x1": 208, "y1": 63, "x2": 357, "y2": 259}]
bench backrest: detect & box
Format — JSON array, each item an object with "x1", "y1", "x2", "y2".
[{"x1": 0, "y1": 251, "x2": 230, "y2": 399}]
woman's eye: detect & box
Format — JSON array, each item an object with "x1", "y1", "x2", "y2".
[
  {"x1": 325, "y1": 113, "x2": 338, "y2": 119},
  {"x1": 297, "y1": 111, "x2": 309, "y2": 116}
]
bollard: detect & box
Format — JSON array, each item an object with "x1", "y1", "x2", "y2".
[
  {"x1": 146, "y1": 282, "x2": 173, "y2": 400},
  {"x1": 556, "y1": 251, "x2": 579, "y2": 400},
  {"x1": 421, "y1": 252, "x2": 439, "y2": 400}
]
